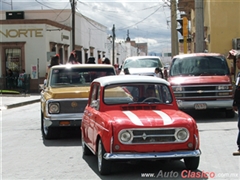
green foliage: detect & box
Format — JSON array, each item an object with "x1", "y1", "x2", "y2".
[{"x1": 0, "y1": 90, "x2": 20, "y2": 94}]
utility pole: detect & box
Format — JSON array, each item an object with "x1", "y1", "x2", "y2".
[
  {"x1": 112, "y1": 24, "x2": 115, "y2": 65},
  {"x1": 71, "y1": 0, "x2": 75, "y2": 50},
  {"x1": 195, "y1": 0, "x2": 204, "y2": 52},
  {"x1": 171, "y1": 0, "x2": 179, "y2": 57}
]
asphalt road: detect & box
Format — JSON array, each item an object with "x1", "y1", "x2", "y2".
[{"x1": 1, "y1": 103, "x2": 240, "y2": 180}]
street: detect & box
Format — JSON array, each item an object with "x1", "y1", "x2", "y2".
[{"x1": 1, "y1": 102, "x2": 240, "y2": 180}]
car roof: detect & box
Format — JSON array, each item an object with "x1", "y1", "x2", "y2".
[
  {"x1": 173, "y1": 53, "x2": 223, "y2": 59},
  {"x1": 125, "y1": 56, "x2": 161, "y2": 60},
  {"x1": 93, "y1": 75, "x2": 170, "y2": 86},
  {"x1": 51, "y1": 64, "x2": 114, "y2": 69}
]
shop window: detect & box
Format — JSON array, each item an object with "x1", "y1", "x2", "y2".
[{"x1": 5, "y1": 48, "x2": 21, "y2": 75}]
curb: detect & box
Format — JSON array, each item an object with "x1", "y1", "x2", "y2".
[{"x1": 6, "y1": 99, "x2": 40, "y2": 109}]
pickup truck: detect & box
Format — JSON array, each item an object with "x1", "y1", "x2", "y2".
[
  {"x1": 40, "y1": 64, "x2": 116, "y2": 139},
  {"x1": 168, "y1": 53, "x2": 235, "y2": 118}
]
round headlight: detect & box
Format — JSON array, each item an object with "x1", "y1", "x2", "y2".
[
  {"x1": 176, "y1": 129, "x2": 189, "y2": 141},
  {"x1": 49, "y1": 102, "x2": 60, "y2": 114},
  {"x1": 119, "y1": 130, "x2": 132, "y2": 143}
]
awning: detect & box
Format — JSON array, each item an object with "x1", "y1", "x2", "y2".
[{"x1": 227, "y1": 49, "x2": 240, "y2": 59}]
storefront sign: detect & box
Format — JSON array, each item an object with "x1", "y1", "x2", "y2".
[{"x1": 0, "y1": 29, "x2": 43, "y2": 38}]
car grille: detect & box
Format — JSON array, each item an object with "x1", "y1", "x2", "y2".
[
  {"x1": 129, "y1": 128, "x2": 176, "y2": 144},
  {"x1": 173, "y1": 84, "x2": 232, "y2": 99},
  {"x1": 59, "y1": 100, "x2": 88, "y2": 113}
]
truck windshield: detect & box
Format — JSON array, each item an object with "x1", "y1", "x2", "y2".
[
  {"x1": 50, "y1": 68, "x2": 115, "y2": 87},
  {"x1": 123, "y1": 58, "x2": 162, "y2": 69},
  {"x1": 169, "y1": 56, "x2": 230, "y2": 76}
]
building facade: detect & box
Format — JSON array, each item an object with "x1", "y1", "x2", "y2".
[{"x1": 178, "y1": 0, "x2": 240, "y2": 57}]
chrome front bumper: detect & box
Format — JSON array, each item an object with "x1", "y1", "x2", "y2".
[
  {"x1": 177, "y1": 99, "x2": 233, "y2": 109},
  {"x1": 104, "y1": 149, "x2": 201, "y2": 160},
  {"x1": 43, "y1": 113, "x2": 83, "y2": 127}
]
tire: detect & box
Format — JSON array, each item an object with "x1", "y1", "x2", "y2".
[
  {"x1": 82, "y1": 132, "x2": 92, "y2": 156},
  {"x1": 184, "y1": 157, "x2": 200, "y2": 170},
  {"x1": 97, "y1": 139, "x2": 111, "y2": 175},
  {"x1": 226, "y1": 109, "x2": 235, "y2": 118},
  {"x1": 41, "y1": 113, "x2": 60, "y2": 139}
]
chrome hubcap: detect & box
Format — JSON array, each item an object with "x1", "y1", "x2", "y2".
[{"x1": 98, "y1": 140, "x2": 102, "y2": 171}]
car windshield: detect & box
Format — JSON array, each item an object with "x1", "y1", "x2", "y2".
[
  {"x1": 169, "y1": 56, "x2": 230, "y2": 76},
  {"x1": 103, "y1": 83, "x2": 173, "y2": 105},
  {"x1": 50, "y1": 67, "x2": 115, "y2": 87},
  {"x1": 123, "y1": 58, "x2": 162, "y2": 69}
]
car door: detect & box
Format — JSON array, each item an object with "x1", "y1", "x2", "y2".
[{"x1": 87, "y1": 83, "x2": 100, "y2": 150}]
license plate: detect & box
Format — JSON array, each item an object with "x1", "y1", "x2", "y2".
[{"x1": 194, "y1": 103, "x2": 207, "y2": 110}]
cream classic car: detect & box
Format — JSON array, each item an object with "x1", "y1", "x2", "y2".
[{"x1": 40, "y1": 64, "x2": 116, "y2": 139}]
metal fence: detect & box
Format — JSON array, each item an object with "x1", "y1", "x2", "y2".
[{"x1": 3, "y1": 74, "x2": 30, "y2": 93}]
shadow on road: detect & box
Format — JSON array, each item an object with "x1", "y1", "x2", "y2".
[
  {"x1": 82, "y1": 155, "x2": 209, "y2": 180},
  {"x1": 42, "y1": 128, "x2": 81, "y2": 147},
  {"x1": 182, "y1": 109, "x2": 238, "y2": 123}
]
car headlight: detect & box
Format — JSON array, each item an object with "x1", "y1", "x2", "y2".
[
  {"x1": 118, "y1": 130, "x2": 133, "y2": 143},
  {"x1": 49, "y1": 102, "x2": 60, "y2": 114},
  {"x1": 217, "y1": 86, "x2": 229, "y2": 90},
  {"x1": 172, "y1": 86, "x2": 183, "y2": 91},
  {"x1": 175, "y1": 128, "x2": 189, "y2": 141}
]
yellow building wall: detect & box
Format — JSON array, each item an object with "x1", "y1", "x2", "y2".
[{"x1": 204, "y1": 0, "x2": 240, "y2": 56}]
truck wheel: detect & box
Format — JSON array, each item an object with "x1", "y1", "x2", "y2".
[
  {"x1": 41, "y1": 113, "x2": 59, "y2": 139},
  {"x1": 184, "y1": 157, "x2": 200, "y2": 170},
  {"x1": 226, "y1": 109, "x2": 235, "y2": 118},
  {"x1": 81, "y1": 132, "x2": 92, "y2": 156},
  {"x1": 97, "y1": 139, "x2": 111, "y2": 175}
]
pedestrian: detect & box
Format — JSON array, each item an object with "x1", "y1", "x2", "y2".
[
  {"x1": 67, "y1": 50, "x2": 80, "y2": 64},
  {"x1": 44, "y1": 54, "x2": 60, "y2": 86},
  {"x1": 154, "y1": 67, "x2": 163, "y2": 78},
  {"x1": 48, "y1": 54, "x2": 60, "y2": 69},
  {"x1": 233, "y1": 54, "x2": 240, "y2": 156},
  {"x1": 102, "y1": 57, "x2": 111, "y2": 64},
  {"x1": 87, "y1": 57, "x2": 96, "y2": 64},
  {"x1": 18, "y1": 69, "x2": 26, "y2": 88},
  {"x1": 6, "y1": 69, "x2": 14, "y2": 89},
  {"x1": 124, "y1": 68, "x2": 130, "y2": 75}
]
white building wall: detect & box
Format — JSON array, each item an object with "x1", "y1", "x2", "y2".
[{"x1": 0, "y1": 22, "x2": 70, "y2": 77}]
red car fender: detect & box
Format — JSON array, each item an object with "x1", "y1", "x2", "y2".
[
  {"x1": 192, "y1": 120, "x2": 200, "y2": 150},
  {"x1": 93, "y1": 120, "x2": 114, "y2": 153}
]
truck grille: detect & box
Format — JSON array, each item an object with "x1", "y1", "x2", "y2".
[
  {"x1": 59, "y1": 99, "x2": 88, "y2": 113},
  {"x1": 173, "y1": 84, "x2": 232, "y2": 99}
]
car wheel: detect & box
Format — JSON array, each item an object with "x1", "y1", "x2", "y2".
[
  {"x1": 41, "y1": 113, "x2": 59, "y2": 139},
  {"x1": 226, "y1": 109, "x2": 235, "y2": 118},
  {"x1": 184, "y1": 157, "x2": 200, "y2": 170},
  {"x1": 82, "y1": 132, "x2": 92, "y2": 156},
  {"x1": 97, "y1": 139, "x2": 111, "y2": 175}
]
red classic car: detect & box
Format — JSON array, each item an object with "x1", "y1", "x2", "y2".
[{"x1": 81, "y1": 75, "x2": 201, "y2": 175}]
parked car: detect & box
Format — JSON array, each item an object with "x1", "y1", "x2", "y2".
[
  {"x1": 81, "y1": 75, "x2": 201, "y2": 175},
  {"x1": 119, "y1": 56, "x2": 164, "y2": 77},
  {"x1": 40, "y1": 64, "x2": 116, "y2": 139},
  {"x1": 168, "y1": 53, "x2": 234, "y2": 118}
]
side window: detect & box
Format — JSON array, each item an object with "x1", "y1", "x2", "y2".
[
  {"x1": 161, "y1": 85, "x2": 172, "y2": 104},
  {"x1": 90, "y1": 84, "x2": 100, "y2": 110}
]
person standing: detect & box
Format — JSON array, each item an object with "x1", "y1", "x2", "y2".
[
  {"x1": 233, "y1": 54, "x2": 240, "y2": 156},
  {"x1": 67, "y1": 50, "x2": 80, "y2": 64},
  {"x1": 154, "y1": 67, "x2": 163, "y2": 78}
]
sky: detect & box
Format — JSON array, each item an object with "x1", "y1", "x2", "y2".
[{"x1": 0, "y1": 0, "x2": 174, "y2": 54}]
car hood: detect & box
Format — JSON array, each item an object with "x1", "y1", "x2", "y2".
[
  {"x1": 168, "y1": 75, "x2": 231, "y2": 85},
  {"x1": 104, "y1": 109, "x2": 192, "y2": 127},
  {"x1": 44, "y1": 86, "x2": 90, "y2": 99}
]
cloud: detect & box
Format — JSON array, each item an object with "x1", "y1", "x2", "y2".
[{"x1": 1, "y1": 0, "x2": 172, "y2": 53}]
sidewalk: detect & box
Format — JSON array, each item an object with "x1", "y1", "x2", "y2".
[{"x1": 0, "y1": 93, "x2": 41, "y2": 110}]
